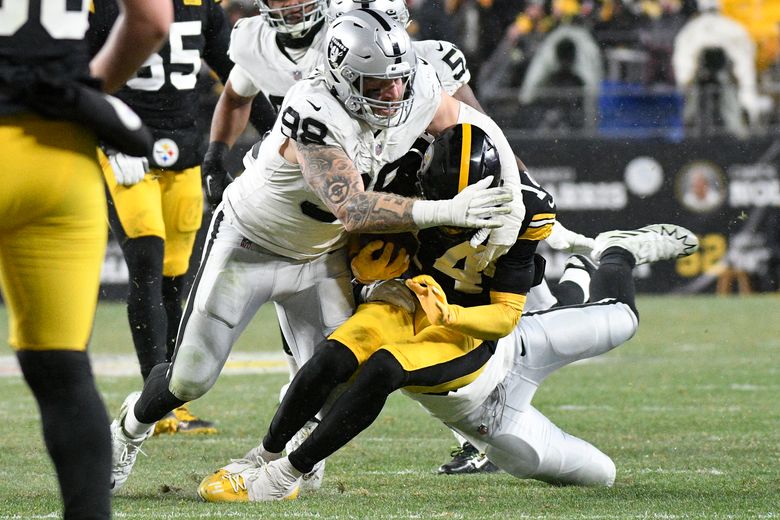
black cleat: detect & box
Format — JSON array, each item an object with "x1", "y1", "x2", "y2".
[{"x1": 437, "y1": 442, "x2": 500, "y2": 475}]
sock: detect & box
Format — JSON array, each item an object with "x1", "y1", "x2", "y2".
[
  {"x1": 263, "y1": 341, "x2": 357, "y2": 453},
  {"x1": 288, "y1": 350, "x2": 404, "y2": 474},
  {"x1": 122, "y1": 236, "x2": 167, "y2": 380},
  {"x1": 162, "y1": 275, "x2": 185, "y2": 361},
  {"x1": 590, "y1": 247, "x2": 639, "y2": 318},
  {"x1": 132, "y1": 362, "x2": 186, "y2": 425},
  {"x1": 17, "y1": 350, "x2": 111, "y2": 520}
]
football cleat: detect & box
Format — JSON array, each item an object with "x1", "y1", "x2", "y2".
[
  {"x1": 286, "y1": 419, "x2": 326, "y2": 491},
  {"x1": 197, "y1": 445, "x2": 280, "y2": 501},
  {"x1": 245, "y1": 458, "x2": 302, "y2": 501},
  {"x1": 437, "y1": 442, "x2": 500, "y2": 475},
  {"x1": 110, "y1": 392, "x2": 153, "y2": 494},
  {"x1": 153, "y1": 405, "x2": 217, "y2": 435},
  {"x1": 591, "y1": 224, "x2": 699, "y2": 265}
]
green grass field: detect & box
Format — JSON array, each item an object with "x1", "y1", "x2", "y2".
[{"x1": 1, "y1": 296, "x2": 778, "y2": 519}]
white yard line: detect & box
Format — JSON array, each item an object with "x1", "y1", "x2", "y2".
[{"x1": 0, "y1": 352, "x2": 287, "y2": 378}]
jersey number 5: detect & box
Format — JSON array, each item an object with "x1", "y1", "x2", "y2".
[{"x1": 126, "y1": 21, "x2": 202, "y2": 91}]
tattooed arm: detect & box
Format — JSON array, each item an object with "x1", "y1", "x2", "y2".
[
  {"x1": 293, "y1": 141, "x2": 512, "y2": 232},
  {"x1": 295, "y1": 142, "x2": 417, "y2": 233}
]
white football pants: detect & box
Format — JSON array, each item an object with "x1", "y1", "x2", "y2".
[
  {"x1": 168, "y1": 207, "x2": 355, "y2": 401},
  {"x1": 429, "y1": 299, "x2": 638, "y2": 486}
]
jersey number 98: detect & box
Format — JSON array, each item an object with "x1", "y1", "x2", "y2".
[{"x1": 280, "y1": 107, "x2": 327, "y2": 146}]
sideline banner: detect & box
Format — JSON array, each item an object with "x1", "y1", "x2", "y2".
[{"x1": 98, "y1": 136, "x2": 780, "y2": 297}]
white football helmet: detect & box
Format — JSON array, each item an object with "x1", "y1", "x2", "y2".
[
  {"x1": 324, "y1": 9, "x2": 416, "y2": 128},
  {"x1": 328, "y1": 0, "x2": 410, "y2": 27},
  {"x1": 256, "y1": 0, "x2": 329, "y2": 38}
]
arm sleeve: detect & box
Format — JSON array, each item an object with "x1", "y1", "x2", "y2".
[
  {"x1": 444, "y1": 291, "x2": 527, "y2": 340},
  {"x1": 456, "y1": 102, "x2": 524, "y2": 220},
  {"x1": 203, "y1": 0, "x2": 234, "y2": 84}
]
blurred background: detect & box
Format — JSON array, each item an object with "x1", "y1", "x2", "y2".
[{"x1": 96, "y1": 0, "x2": 780, "y2": 296}]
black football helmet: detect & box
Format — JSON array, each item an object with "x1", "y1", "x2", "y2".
[{"x1": 416, "y1": 123, "x2": 501, "y2": 239}]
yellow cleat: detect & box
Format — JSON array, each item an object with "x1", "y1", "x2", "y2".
[
  {"x1": 197, "y1": 468, "x2": 300, "y2": 502},
  {"x1": 197, "y1": 470, "x2": 249, "y2": 502},
  {"x1": 153, "y1": 405, "x2": 217, "y2": 435}
]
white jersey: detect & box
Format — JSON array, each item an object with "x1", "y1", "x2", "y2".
[
  {"x1": 227, "y1": 16, "x2": 327, "y2": 110},
  {"x1": 412, "y1": 40, "x2": 471, "y2": 96},
  {"x1": 224, "y1": 60, "x2": 442, "y2": 260}
]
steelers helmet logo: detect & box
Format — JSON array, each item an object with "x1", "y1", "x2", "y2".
[{"x1": 153, "y1": 138, "x2": 179, "y2": 167}]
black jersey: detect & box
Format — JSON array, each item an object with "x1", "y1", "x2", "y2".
[
  {"x1": 87, "y1": 0, "x2": 233, "y2": 169},
  {"x1": 415, "y1": 170, "x2": 556, "y2": 308},
  {"x1": 0, "y1": 0, "x2": 93, "y2": 115}
]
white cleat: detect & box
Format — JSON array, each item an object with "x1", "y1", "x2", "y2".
[
  {"x1": 245, "y1": 457, "x2": 302, "y2": 501},
  {"x1": 591, "y1": 224, "x2": 699, "y2": 265},
  {"x1": 110, "y1": 392, "x2": 153, "y2": 494},
  {"x1": 286, "y1": 420, "x2": 325, "y2": 491}
]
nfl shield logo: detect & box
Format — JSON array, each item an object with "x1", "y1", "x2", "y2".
[
  {"x1": 293, "y1": 70, "x2": 302, "y2": 81},
  {"x1": 374, "y1": 143, "x2": 383, "y2": 156}
]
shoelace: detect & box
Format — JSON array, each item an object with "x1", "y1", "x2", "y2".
[{"x1": 117, "y1": 440, "x2": 146, "y2": 467}]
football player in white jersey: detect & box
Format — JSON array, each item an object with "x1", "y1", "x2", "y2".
[
  {"x1": 203, "y1": 0, "x2": 331, "y2": 206},
  {"x1": 108, "y1": 9, "x2": 524, "y2": 494}
]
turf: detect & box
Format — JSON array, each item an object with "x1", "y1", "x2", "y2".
[{"x1": 0, "y1": 295, "x2": 778, "y2": 519}]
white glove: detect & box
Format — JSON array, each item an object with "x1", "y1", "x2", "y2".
[
  {"x1": 471, "y1": 189, "x2": 526, "y2": 271},
  {"x1": 360, "y1": 279, "x2": 417, "y2": 314},
  {"x1": 412, "y1": 176, "x2": 512, "y2": 230},
  {"x1": 545, "y1": 220, "x2": 595, "y2": 255},
  {"x1": 108, "y1": 153, "x2": 149, "y2": 186}
]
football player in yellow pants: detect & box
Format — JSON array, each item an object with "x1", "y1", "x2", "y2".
[
  {"x1": 88, "y1": 0, "x2": 238, "y2": 435},
  {"x1": 0, "y1": 0, "x2": 171, "y2": 516}
]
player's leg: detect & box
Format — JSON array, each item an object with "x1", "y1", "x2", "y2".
[
  {"x1": 110, "y1": 209, "x2": 275, "y2": 491},
  {"x1": 101, "y1": 150, "x2": 168, "y2": 381},
  {"x1": 157, "y1": 167, "x2": 214, "y2": 434},
  {"x1": 1, "y1": 116, "x2": 111, "y2": 518},
  {"x1": 198, "y1": 298, "x2": 412, "y2": 501},
  {"x1": 475, "y1": 404, "x2": 616, "y2": 486}
]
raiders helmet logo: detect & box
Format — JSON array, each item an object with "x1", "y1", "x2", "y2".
[{"x1": 328, "y1": 37, "x2": 348, "y2": 69}]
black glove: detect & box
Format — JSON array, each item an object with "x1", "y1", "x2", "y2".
[{"x1": 203, "y1": 141, "x2": 232, "y2": 208}]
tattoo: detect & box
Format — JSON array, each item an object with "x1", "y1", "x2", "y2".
[{"x1": 297, "y1": 143, "x2": 418, "y2": 232}]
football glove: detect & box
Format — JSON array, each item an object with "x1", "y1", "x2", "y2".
[
  {"x1": 360, "y1": 279, "x2": 417, "y2": 314},
  {"x1": 203, "y1": 142, "x2": 233, "y2": 208},
  {"x1": 412, "y1": 176, "x2": 512, "y2": 230},
  {"x1": 545, "y1": 220, "x2": 595, "y2": 255},
  {"x1": 108, "y1": 153, "x2": 149, "y2": 186},
  {"x1": 471, "y1": 193, "x2": 526, "y2": 271},
  {"x1": 405, "y1": 274, "x2": 453, "y2": 326},
  {"x1": 351, "y1": 240, "x2": 410, "y2": 284}
]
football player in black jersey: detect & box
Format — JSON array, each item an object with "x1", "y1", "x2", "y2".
[
  {"x1": 196, "y1": 122, "x2": 554, "y2": 501},
  {"x1": 87, "y1": 0, "x2": 238, "y2": 435},
  {"x1": 0, "y1": 0, "x2": 171, "y2": 517}
]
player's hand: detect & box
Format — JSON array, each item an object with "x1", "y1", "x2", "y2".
[
  {"x1": 351, "y1": 240, "x2": 410, "y2": 284},
  {"x1": 405, "y1": 275, "x2": 453, "y2": 326},
  {"x1": 545, "y1": 220, "x2": 595, "y2": 255},
  {"x1": 449, "y1": 176, "x2": 513, "y2": 228},
  {"x1": 361, "y1": 279, "x2": 417, "y2": 314},
  {"x1": 203, "y1": 142, "x2": 233, "y2": 208},
  {"x1": 108, "y1": 153, "x2": 149, "y2": 186},
  {"x1": 471, "y1": 195, "x2": 526, "y2": 271}
]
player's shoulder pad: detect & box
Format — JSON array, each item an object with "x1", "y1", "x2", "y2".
[
  {"x1": 228, "y1": 15, "x2": 263, "y2": 59},
  {"x1": 518, "y1": 170, "x2": 556, "y2": 242}
]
